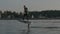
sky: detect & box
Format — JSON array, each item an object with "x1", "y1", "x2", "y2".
[{"x1": 0, "y1": 0, "x2": 60, "y2": 12}]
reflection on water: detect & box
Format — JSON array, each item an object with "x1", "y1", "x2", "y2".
[
  {"x1": 1, "y1": 20, "x2": 60, "y2": 34},
  {"x1": 21, "y1": 29, "x2": 30, "y2": 34}
]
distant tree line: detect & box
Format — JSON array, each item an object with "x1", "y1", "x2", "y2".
[
  {"x1": 0, "y1": 10, "x2": 60, "y2": 19},
  {"x1": 0, "y1": 10, "x2": 23, "y2": 19},
  {"x1": 28, "y1": 10, "x2": 60, "y2": 19}
]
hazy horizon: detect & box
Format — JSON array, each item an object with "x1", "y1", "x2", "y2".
[{"x1": 0, "y1": 0, "x2": 60, "y2": 12}]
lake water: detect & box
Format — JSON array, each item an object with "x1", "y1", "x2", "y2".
[{"x1": 0, "y1": 19, "x2": 60, "y2": 34}]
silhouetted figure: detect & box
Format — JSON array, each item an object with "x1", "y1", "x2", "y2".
[
  {"x1": 23, "y1": 5, "x2": 30, "y2": 33},
  {"x1": 23, "y1": 5, "x2": 28, "y2": 20},
  {"x1": 24, "y1": 5, "x2": 28, "y2": 14},
  {"x1": 23, "y1": 5, "x2": 30, "y2": 32}
]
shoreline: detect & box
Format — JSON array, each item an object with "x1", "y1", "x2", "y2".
[
  {"x1": 0, "y1": 18, "x2": 60, "y2": 20},
  {"x1": 29, "y1": 18, "x2": 60, "y2": 20}
]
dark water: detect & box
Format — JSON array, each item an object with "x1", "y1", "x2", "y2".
[{"x1": 0, "y1": 20, "x2": 60, "y2": 34}]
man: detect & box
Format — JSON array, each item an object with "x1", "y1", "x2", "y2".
[
  {"x1": 23, "y1": 5, "x2": 30, "y2": 32},
  {"x1": 23, "y1": 5, "x2": 28, "y2": 20}
]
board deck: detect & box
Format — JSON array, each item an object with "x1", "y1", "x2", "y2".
[{"x1": 20, "y1": 20, "x2": 31, "y2": 24}]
